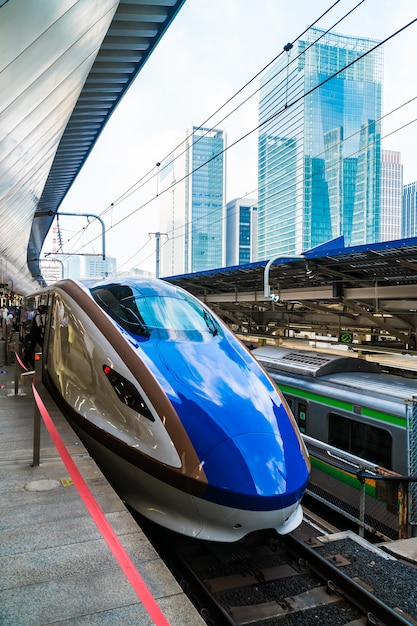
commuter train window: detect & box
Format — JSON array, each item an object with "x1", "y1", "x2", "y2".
[
  {"x1": 328, "y1": 413, "x2": 392, "y2": 469},
  {"x1": 328, "y1": 413, "x2": 350, "y2": 451},
  {"x1": 103, "y1": 365, "x2": 155, "y2": 421},
  {"x1": 296, "y1": 401, "x2": 307, "y2": 434}
]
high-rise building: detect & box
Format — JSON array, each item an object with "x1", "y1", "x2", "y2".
[
  {"x1": 381, "y1": 150, "x2": 403, "y2": 241},
  {"x1": 159, "y1": 127, "x2": 225, "y2": 277},
  {"x1": 81, "y1": 255, "x2": 116, "y2": 279},
  {"x1": 403, "y1": 182, "x2": 417, "y2": 238},
  {"x1": 257, "y1": 28, "x2": 383, "y2": 260},
  {"x1": 225, "y1": 197, "x2": 258, "y2": 266},
  {"x1": 59, "y1": 254, "x2": 116, "y2": 280}
]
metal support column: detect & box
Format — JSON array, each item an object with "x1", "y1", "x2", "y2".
[
  {"x1": 406, "y1": 396, "x2": 417, "y2": 532},
  {"x1": 32, "y1": 352, "x2": 42, "y2": 467}
]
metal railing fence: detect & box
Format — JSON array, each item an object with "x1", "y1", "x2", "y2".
[{"x1": 303, "y1": 435, "x2": 417, "y2": 540}]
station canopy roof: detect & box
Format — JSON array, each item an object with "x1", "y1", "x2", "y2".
[
  {"x1": 2, "y1": 1, "x2": 417, "y2": 349},
  {"x1": 165, "y1": 236, "x2": 417, "y2": 346},
  {"x1": 0, "y1": 0, "x2": 186, "y2": 295}
]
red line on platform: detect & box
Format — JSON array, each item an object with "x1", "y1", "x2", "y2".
[{"x1": 31, "y1": 383, "x2": 170, "y2": 626}]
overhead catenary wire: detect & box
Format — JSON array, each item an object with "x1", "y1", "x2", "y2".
[
  {"x1": 62, "y1": 1, "x2": 371, "y2": 258},
  {"x1": 64, "y1": 90, "x2": 417, "y2": 274},
  {"x1": 150, "y1": 88, "x2": 417, "y2": 263},
  {"x1": 53, "y1": 4, "x2": 417, "y2": 271},
  {"x1": 96, "y1": 0, "x2": 347, "y2": 217},
  {"x1": 53, "y1": 0, "x2": 366, "y2": 256},
  {"x1": 155, "y1": 112, "x2": 417, "y2": 260},
  {"x1": 83, "y1": 21, "x2": 416, "y2": 249}
]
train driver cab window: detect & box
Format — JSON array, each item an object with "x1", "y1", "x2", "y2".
[
  {"x1": 91, "y1": 284, "x2": 221, "y2": 339},
  {"x1": 328, "y1": 413, "x2": 392, "y2": 469}
]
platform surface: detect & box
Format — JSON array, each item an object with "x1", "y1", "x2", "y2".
[
  {"x1": 381, "y1": 536, "x2": 417, "y2": 564},
  {"x1": 0, "y1": 342, "x2": 205, "y2": 625}
]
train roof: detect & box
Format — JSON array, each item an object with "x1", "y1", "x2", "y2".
[
  {"x1": 321, "y1": 369, "x2": 417, "y2": 400},
  {"x1": 252, "y1": 346, "x2": 381, "y2": 377},
  {"x1": 253, "y1": 346, "x2": 417, "y2": 414}
]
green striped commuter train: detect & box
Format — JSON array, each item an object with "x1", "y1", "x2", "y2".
[{"x1": 253, "y1": 345, "x2": 417, "y2": 538}]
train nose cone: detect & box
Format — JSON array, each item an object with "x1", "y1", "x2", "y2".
[{"x1": 200, "y1": 432, "x2": 309, "y2": 510}]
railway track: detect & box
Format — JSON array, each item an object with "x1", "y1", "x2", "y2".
[{"x1": 136, "y1": 514, "x2": 416, "y2": 626}]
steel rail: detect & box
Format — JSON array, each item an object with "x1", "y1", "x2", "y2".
[{"x1": 285, "y1": 533, "x2": 413, "y2": 626}]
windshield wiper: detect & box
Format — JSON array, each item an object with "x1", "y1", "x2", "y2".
[
  {"x1": 119, "y1": 304, "x2": 150, "y2": 337},
  {"x1": 203, "y1": 310, "x2": 218, "y2": 336}
]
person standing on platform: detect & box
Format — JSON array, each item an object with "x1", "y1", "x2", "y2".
[
  {"x1": 1, "y1": 306, "x2": 8, "y2": 341},
  {"x1": 23, "y1": 305, "x2": 46, "y2": 367}
]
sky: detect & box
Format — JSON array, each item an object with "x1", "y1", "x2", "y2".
[{"x1": 46, "y1": 0, "x2": 417, "y2": 276}]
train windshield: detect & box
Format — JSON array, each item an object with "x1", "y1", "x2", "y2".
[{"x1": 91, "y1": 284, "x2": 220, "y2": 338}]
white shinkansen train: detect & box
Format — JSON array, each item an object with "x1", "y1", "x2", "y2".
[{"x1": 21, "y1": 277, "x2": 310, "y2": 541}]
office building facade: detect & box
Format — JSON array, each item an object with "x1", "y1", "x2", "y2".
[
  {"x1": 403, "y1": 182, "x2": 417, "y2": 238},
  {"x1": 257, "y1": 28, "x2": 383, "y2": 259},
  {"x1": 159, "y1": 127, "x2": 225, "y2": 276},
  {"x1": 59, "y1": 254, "x2": 116, "y2": 280},
  {"x1": 380, "y1": 150, "x2": 403, "y2": 241},
  {"x1": 225, "y1": 197, "x2": 258, "y2": 266}
]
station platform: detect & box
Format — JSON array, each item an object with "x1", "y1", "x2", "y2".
[
  {"x1": 380, "y1": 536, "x2": 417, "y2": 564},
  {"x1": 0, "y1": 342, "x2": 205, "y2": 626}
]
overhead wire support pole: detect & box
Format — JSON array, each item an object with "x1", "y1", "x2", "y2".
[
  {"x1": 149, "y1": 232, "x2": 167, "y2": 278},
  {"x1": 264, "y1": 254, "x2": 305, "y2": 302},
  {"x1": 57, "y1": 212, "x2": 106, "y2": 260},
  {"x1": 35, "y1": 211, "x2": 106, "y2": 260}
]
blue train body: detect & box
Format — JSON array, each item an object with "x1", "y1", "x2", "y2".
[
  {"x1": 128, "y1": 305, "x2": 307, "y2": 511},
  {"x1": 28, "y1": 277, "x2": 310, "y2": 540}
]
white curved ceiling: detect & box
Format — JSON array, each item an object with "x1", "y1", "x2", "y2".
[{"x1": 0, "y1": 0, "x2": 185, "y2": 295}]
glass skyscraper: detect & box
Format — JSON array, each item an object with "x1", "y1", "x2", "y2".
[
  {"x1": 402, "y1": 182, "x2": 417, "y2": 238},
  {"x1": 381, "y1": 150, "x2": 403, "y2": 241},
  {"x1": 159, "y1": 127, "x2": 225, "y2": 276},
  {"x1": 257, "y1": 28, "x2": 383, "y2": 259},
  {"x1": 225, "y1": 197, "x2": 258, "y2": 266}
]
